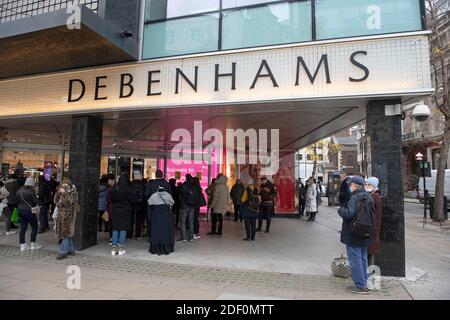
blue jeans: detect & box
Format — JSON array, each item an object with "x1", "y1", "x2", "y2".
[
  {"x1": 19, "y1": 208, "x2": 38, "y2": 244},
  {"x1": 180, "y1": 208, "x2": 194, "y2": 241},
  {"x1": 60, "y1": 237, "x2": 74, "y2": 254},
  {"x1": 346, "y1": 245, "x2": 369, "y2": 289},
  {"x1": 112, "y1": 230, "x2": 127, "y2": 247}
]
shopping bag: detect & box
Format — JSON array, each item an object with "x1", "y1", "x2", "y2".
[
  {"x1": 101, "y1": 211, "x2": 109, "y2": 222},
  {"x1": 11, "y1": 208, "x2": 19, "y2": 224},
  {"x1": 331, "y1": 254, "x2": 352, "y2": 279},
  {"x1": 52, "y1": 206, "x2": 59, "y2": 220}
]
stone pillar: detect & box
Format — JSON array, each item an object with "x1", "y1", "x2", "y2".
[
  {"x1": 0, "y1": 127, "x2": 4, "y2": 166},
  {"x1": 69, "y1": 116, "x2": 103, "y2": 250},
  {"x1": 366, "y1": 100, "x2": 405, "y2": 277}
]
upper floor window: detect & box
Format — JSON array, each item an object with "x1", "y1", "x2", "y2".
[
  {"x1": 142, "y1": 0, "x2": 424, "y2": 59},
  {"x1": 145, "y1": 0, "x2": 220, "y2": 21},
  {"x1": 315, "y1": 0, "x2": 422, "y2": 40}
]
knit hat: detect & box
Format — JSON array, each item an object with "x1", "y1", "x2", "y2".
[
  {"x1": 365, "y1": 177, "x2": 379, "y2": 190},
  {"x1": 350, "y1": 176, "x2": 365, "y2": 187},
  {"x1": 24, "y1": 177, "x2": 35, "y2": 187}
]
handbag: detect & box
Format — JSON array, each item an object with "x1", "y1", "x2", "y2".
[
  {"x1": 52, "y1": 206, "x2": 59, "y2": 220},
  {"x1": 331, "y1": 254, "x2": 352, "y2": 278},
  {"x1": 101, "y1": 211, "x2": 109, "y2": 222},
  {"x1": 199, "y1": 192, "x2": 207, "y2": 207},
  {"x1": 19, "y1": 191, "x2": 40, "y2": 215}
]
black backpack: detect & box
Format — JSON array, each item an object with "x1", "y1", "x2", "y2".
[
  {"x1": 183, "y1": 184, "x2": 197, "y2": 206},
  {"x1": 247, "y1": 187, "x2": 260, "y2": 213},
  {"x1": 349, "y1": 194, "x2": 375, "y2": 239}
]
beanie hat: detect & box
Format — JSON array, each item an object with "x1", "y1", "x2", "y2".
[
  {"x1": 366, "y1": 177, "x2": 379, "y2": 190},
  {"x1": 350, "y1": 176, "x2": 365, "y2": 187},
  {"x1": 24, "y1": 177, "x2": 35, "y2": 187}
]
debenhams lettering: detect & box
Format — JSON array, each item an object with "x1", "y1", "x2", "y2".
[{"x1": 67, "y1": 51, "x2": 369, "y2": 102}]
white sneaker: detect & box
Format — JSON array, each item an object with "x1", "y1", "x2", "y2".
[
  {"x1": 30, "y1": 242, "x2": 42, "y2": 250},
  {"x1": 111, "y1": 246, "x2": 118, "y2": 256},
  {"x1": 6, "y1": 231, "x2": 17, "y2": 236},
  {"x1": 194, "y1": 234, "x2": 201, "y2": 240},
  {"x1": 20, "y1": 243, "x2": 29, "y2": 251},
  {"x1": 118, "y1": 247, "x2": 126, "y2": 256}
]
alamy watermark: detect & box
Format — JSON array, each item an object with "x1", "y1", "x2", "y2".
[
  {"x1": 66, "y1": 0, "x2": 82, "y2": 30},
  {"x1": 171, "y1": 121, "x2": 280, "y2": 176},
  {"x1": 66, "y1": 265, "x2": 81, "y2": 290}
]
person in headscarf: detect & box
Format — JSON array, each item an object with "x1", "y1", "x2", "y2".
[{"x1": 148, "y1": 186, "x2": 175, "y2": 255}]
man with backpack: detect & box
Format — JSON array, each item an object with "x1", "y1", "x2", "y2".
[
  {"x1": 178, "y1": 174, "x2": 198, "y2": 243},
  {"x1": 338, "y1": 176, "x2": 375, "y2": 295}
]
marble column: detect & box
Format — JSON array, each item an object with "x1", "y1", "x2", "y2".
[
  {"x1": 366, "y1": 100, "x2": 405, "y2": 277},
  {"x1": 69, "y1": 116, "x2": 103, "y2": 250}
]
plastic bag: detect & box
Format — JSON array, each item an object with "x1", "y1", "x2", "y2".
[{"x1": 11, "y1": 208, "x2": 19, "y2": 224}]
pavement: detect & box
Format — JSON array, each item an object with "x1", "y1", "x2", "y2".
[{"x1": 0, "y1": 201, "x2": 449, "y2": 300}]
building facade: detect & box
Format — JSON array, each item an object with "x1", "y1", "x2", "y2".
[
  {"x1": 328, "y1": 129, "x2": 358, "y2": 176},
  {"x1": 0, "y1": 0, "x2": 434, "y2": 277}
]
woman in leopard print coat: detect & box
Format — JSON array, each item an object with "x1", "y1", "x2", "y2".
[{"x1": 54, "y1": 179, "x2": 79, "y2": 260}]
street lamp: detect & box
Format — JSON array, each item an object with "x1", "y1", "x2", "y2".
[{"x1": 415, "y1": 152, "x2": 427, "y2": 227}]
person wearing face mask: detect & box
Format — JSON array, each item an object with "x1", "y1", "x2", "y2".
[
  {"x1": 338, "y1": 176, "x2": 375, "y2": 295},
  {"x1": 365, "y1": 177, "x2": 382, "y2": 267}
]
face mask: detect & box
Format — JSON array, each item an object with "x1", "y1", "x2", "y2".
[{"x1": 365, "y1": 186, "x2": 374, "y2": 193}]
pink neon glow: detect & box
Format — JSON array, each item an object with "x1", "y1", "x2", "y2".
[{"x1": 158, "y1": 159, "x2": 219, "y2": 214}]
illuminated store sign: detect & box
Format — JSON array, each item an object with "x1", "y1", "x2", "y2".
[{"x1": 0, "y1": 35, "x2": 432, "y2": 118}]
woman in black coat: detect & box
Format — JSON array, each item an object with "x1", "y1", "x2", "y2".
[{"x1": 109, "y1": 176, "x2": 137, "y2": 256}]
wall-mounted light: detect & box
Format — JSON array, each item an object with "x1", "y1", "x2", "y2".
[{"x1": 120, "y1": 30, "x2": 133, "y2": 39}]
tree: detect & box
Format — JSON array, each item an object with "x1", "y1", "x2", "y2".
[
  {"x1": 426, "y1": 0, "x2": 449, "y2": 222},
  {"x1": 307, "y1": 140, "x2": 328, "y2": 179}
]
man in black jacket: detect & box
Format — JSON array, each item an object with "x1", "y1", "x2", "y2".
[
  {"x1": 129, "y1": 174, "x2": 145, "y2": 239},
  {"x1": 38, "y1": 175, "x2": 51, "y2": 233},
  {"x1": 297, "y1": 179, "x2": 306, "y2": 217}
]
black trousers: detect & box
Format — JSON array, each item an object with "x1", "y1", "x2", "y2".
[
  {"x1": 234, "y1": 204, "x2": 242, "y2": 222},
  {"x1": 257, "y1": 205, "x2": 272, "y2": 231},
  {"x1": 299, "y1": 198, "x2": 306, "y2": 215},
  {"x1": 244, "y1": 216, "x2": 257, "y2": 240},
  {"x1": 174, "y1": 207, "x2": 180, "y2": 227},
  {"x1": 194, "y1": 206, "x2": 200, "y2": 235},
  {"x1": 39, "y1": 204, "x2": 49, "y2": 230},
  {"x1": 128, "y1": 206, "x2": 145, "y2": 238},
  {"x1": 211, "y1": 213, "x2": 223, "y2": 234}
]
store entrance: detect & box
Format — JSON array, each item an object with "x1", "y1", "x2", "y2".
[{"x1": 100, "y1": 154, "x2": 159, "y2": 180}]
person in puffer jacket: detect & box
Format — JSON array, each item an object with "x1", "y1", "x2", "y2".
[{"x1": 208, "y1": 174, "x2": 229, "y2": 236}]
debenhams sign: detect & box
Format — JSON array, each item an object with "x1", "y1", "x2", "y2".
[
  {"x1": 67, "y1": 51, "x2": 368, "y2": 103},
  {"x1": 0, "y1": 35, "x2": 432, "y2": 117}
]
